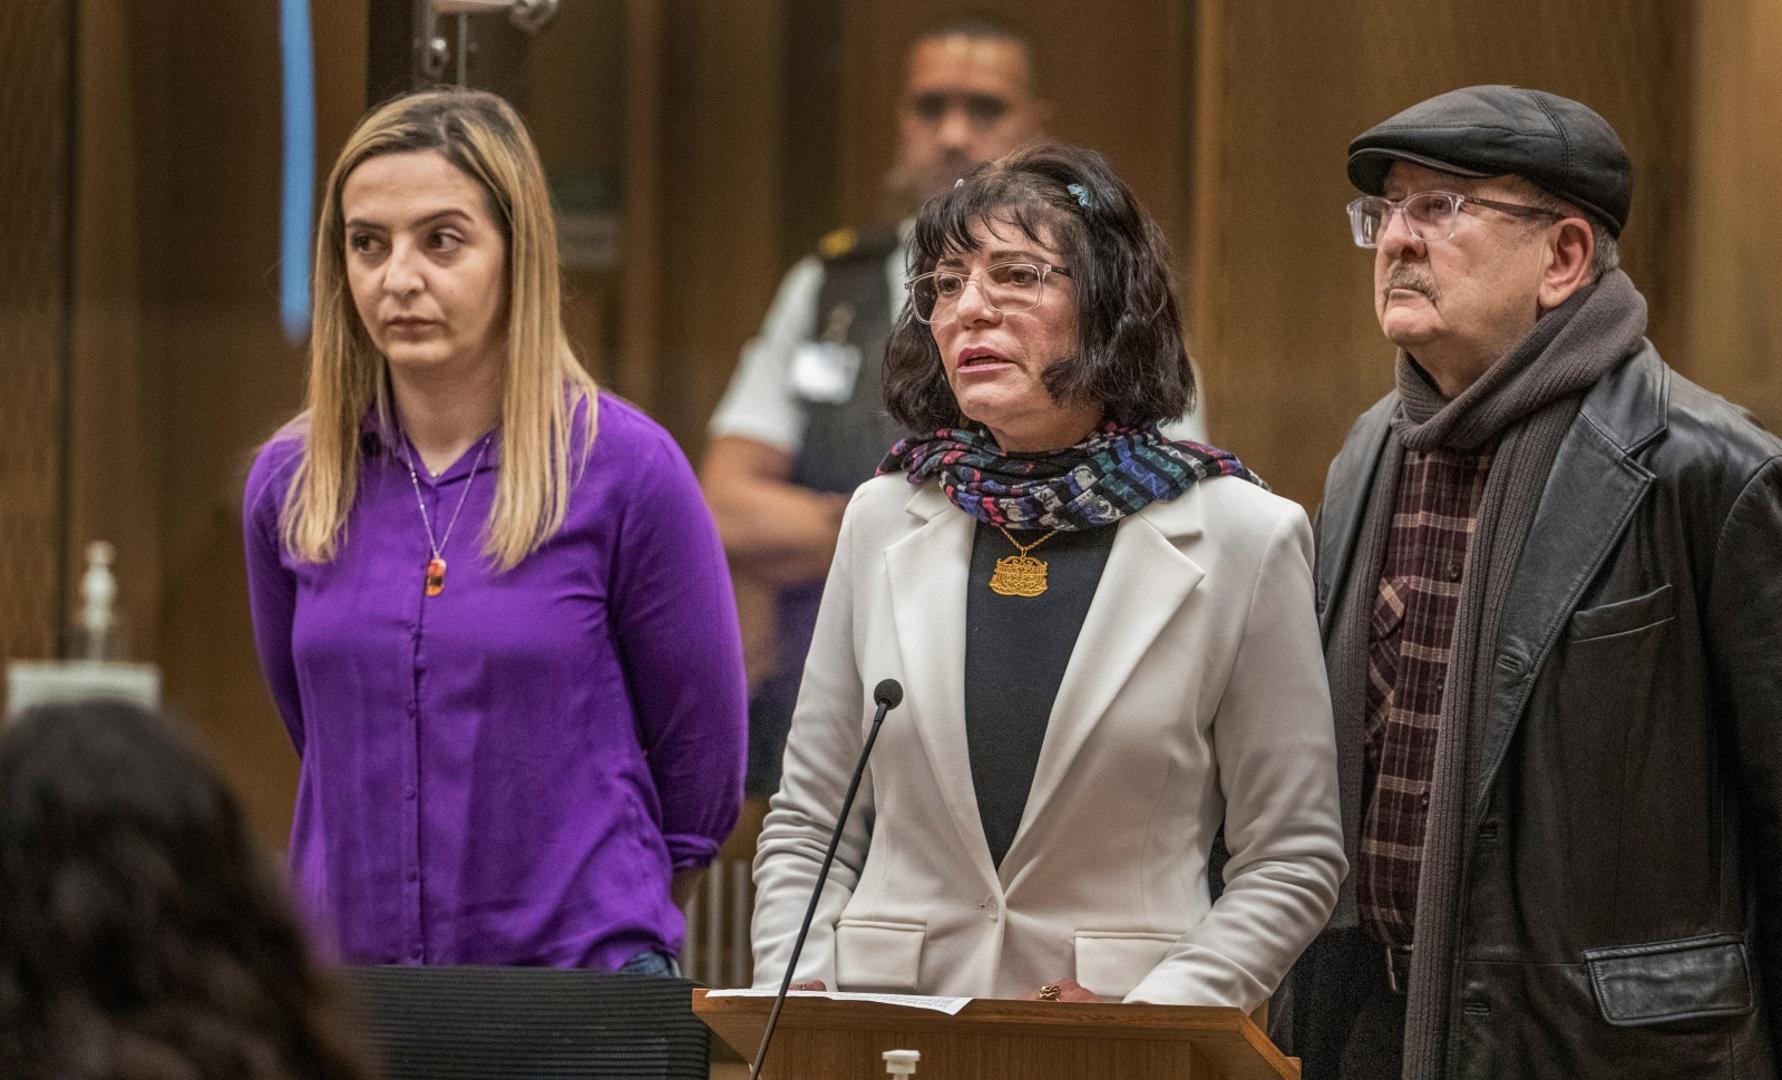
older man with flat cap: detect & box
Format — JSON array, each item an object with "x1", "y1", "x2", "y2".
[{"x1": 1275, "y1": 85, "x2": 1782, "y2": 1080}]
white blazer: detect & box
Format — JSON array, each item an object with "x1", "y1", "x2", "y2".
[{"x1": 751, "y1": 472, "x2": 1345, "y2": 1009}]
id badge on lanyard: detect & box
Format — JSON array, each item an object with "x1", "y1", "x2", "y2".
[{"x1": 790, "y1": 302, "x2": 863, "y2": 405}]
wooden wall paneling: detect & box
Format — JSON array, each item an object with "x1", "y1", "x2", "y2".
[
  {"x1": 648, "y1": 4, "x2": 789, "y2": 705},
  {"x1": 523, "y1": 0, "x2": 625, "y2": 386},
  {"x1": 150, "y1": 0, "x2": 301, "y2": 841},
  {"x1": 65, "y1": 0, "x2": 367, "y2": 843},
  {"x1": 1188, "y1": 4, "x2": 1386, "y2": 511},
  {"x1": 512, "y1": 1, "x2": 790, "y2": 448},
  {"x1": 778, "y1": 0, "x2": 847, "y2": 273},
  {"x1": 1187, "y1": 0, "x2": 1694, "y2": 510},
  {"x1": 617, "y1": 0, "x2": 665, "y2": 417},
  {"x1": 523, "y1": 3, "x2": 627, "y2": 197},
  {"x1": 1164, "y1": 1, "x2": 1198, "y2": 399},
  {"x1": 67, "y1": 0, "x2": 163, "y2": 667},
  {"x1": 172, "y1": 0, "x2": 361, "y2": 844},
  {"x1": 1185, "y1": 0, "x2": 1225, "y2": 445},
  {"x1": 316, "y1": 1, "x2": 374, "y2": 179},
  {"x1": 0, "y1": 0, "x2": 73, "y2": 665},
  {"x1": 655, "y1": 1, "x2": 787, "y2": 451},
  {"x1": 1684, "y1": 0, "x2": 1782, "y2": 428},
  {"x1": 364, "y1": 0, "x2": 413, "y2": 103}
]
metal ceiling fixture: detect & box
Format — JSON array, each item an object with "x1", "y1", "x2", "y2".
[{"x1": 417, "y1": 0, "x2": 560, "y2": 84}]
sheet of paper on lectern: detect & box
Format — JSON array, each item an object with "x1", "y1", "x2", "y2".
[{"x1": 704, "y1": 988, "x2": 972, "y2": 1016}]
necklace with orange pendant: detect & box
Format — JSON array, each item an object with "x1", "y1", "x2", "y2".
[
  {"x1": 400, "y1": 433, "x2": 492, "y2": 597},
  {"x1": 423, "y1": 556, "x2": 448, "y2": 597},
  {"x1": 989, "y1": 525, "x2": 1061, "y2": 597}
]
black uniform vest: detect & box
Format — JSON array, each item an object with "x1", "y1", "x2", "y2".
[
  {"x1": 747, "y1": 226, "x2": 910, "y2": 796},
  {"x1": 787, "y1": 225, "x2": 908, "y2": 494}
]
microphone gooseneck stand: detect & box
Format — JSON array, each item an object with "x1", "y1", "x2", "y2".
[{"x1": 749, "y1": 678, "x2": 904, "y2": 1080}]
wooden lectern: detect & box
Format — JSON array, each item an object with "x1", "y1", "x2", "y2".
[{"x1": 694, "y1": 990, "x2": 1300, "y2": 1079}]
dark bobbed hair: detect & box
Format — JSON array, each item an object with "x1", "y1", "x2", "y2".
[
  {"x1": 883, "y1": 142, "x2": 1196, "y2": 434},
  {"x1": 0, "y1": 700, "x2": 370, "y2": 1080}
]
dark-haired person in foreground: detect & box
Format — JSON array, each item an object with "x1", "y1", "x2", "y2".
[
  {"x1": 750, "y1": 143, "x2": 1344, "y2": 1005},
  {"x1": 0, "y1": 701, "x2": 372, "y2": 1080}
]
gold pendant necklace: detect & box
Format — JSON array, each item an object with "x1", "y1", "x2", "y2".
[
  {"x1": 988, "y1": 526, "x2": 1060, "y2": 598},
  {"x1": 400, "y1": 433, "x2": 491, "y2": 598}
]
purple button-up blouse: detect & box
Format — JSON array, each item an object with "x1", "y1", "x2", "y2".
[{"x1": 243, "y1": 393, "x2": 745, "y2": 969}]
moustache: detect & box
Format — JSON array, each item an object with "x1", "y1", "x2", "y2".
[{"x1": 1383, "y1": 268, "x2": 1438, "y2": 302}]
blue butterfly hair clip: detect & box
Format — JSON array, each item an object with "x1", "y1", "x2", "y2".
[{"x1": 1066, "y1": 183, "x2": 1092, "y2": 208}]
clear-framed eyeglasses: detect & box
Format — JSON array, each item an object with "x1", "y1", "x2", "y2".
[
  {"x1": 905, "y1": 262, "x2": 1073, "y2": 324},
  {"x1": 1346, "y1": 191, "x2": 1564, "y2": 248}
]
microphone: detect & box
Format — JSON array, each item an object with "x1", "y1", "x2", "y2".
[
  {"x1": 872, "y1": 677, "x2": 902, "y2": 710},
  {"x1": 750, "y1": 678, "x2": 904, "y2": 1080}
]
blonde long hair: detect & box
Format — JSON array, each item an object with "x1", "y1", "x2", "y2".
[{"x1": 280, "y1": 88, "x2": 596, "y2": 571}]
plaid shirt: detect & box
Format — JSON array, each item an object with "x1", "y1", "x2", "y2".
[{"x1": 1358, "y1": 445, "x2": 1494, "y2": 947}]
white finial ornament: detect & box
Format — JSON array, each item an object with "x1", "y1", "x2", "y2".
[
  {"x1": 79, "y1": 541, "x2": 118, "y2": 660},
  {"x1": 882, "y1": 1048, "x2": 921, "y2": 1077}
]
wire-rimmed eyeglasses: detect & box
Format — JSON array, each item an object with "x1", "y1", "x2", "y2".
[
  {"x1": 905, "y1": 262, "x2": 1073, "y2": 324},
  {"x1": 1346, "y1": 191, "x2": 1564, "y2": 248}
]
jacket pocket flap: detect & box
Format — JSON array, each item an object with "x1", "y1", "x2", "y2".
[
  {"x1": 1567, "y1": 583, "x2": 1674, "y2": 641},
  {"x1": 1073, "y1": 931, "x2": 1180, "y2": 1000},
  {"x1": 1584, "y1": 933, "x2": 1753, "y2": 1026},
  {"x1": 835, "y1": 919, "x2": 925, "y2": 993}
]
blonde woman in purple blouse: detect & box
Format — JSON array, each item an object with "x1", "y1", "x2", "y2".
[{"x1": 243, "y1": 89, "x2": 746, "y2": 972}]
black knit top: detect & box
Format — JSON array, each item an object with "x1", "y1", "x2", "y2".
[{"x1": 963, "y1": 520, "x2": 1117, "y2": 867}]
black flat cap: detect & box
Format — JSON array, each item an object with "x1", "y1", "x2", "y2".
[{"x1": 1348, "y1": 84, "x2": 1632, "y2": 236}]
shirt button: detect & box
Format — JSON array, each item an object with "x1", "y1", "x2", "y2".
[
  {"x1": 1446, "y1": 562, "x2": 1463, "y2": 581},
  {"x1": 406, "y1": 867, "x2": 418, "y2": 882},
  {"x1": 410, "y1": 944, "x2": 423, "y2": 961},
  {"x1": 404, "y1": 786, "x2": 416, "y2": 801},
  {"x1": 1420, "y1": 791, "x2": 1431, "y2": 808}
]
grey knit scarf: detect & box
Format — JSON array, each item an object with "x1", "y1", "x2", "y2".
[{"x1": 1322, "y1": 270, "x2": 1649, "y2": 1079}]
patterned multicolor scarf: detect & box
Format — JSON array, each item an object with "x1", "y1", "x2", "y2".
[{"x1": 879, "y1": 421, "x2": 1264, "y2": 531}]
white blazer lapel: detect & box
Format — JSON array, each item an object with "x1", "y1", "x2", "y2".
[
  {"x1": 1002, "y1": 497, "x2": 1205, "y2": 876},
  {"x1": 883, "y1": 484, "x2": 998, "y2": 882}
]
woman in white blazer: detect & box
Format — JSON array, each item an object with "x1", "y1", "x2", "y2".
[{"x1": 751, "y1": 143, "x2": 1344, "y2": 1010}]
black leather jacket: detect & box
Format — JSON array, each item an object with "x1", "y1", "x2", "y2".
[{"x1": 1294, "y1": 343, "x2": 1782, "y2": 1079}]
